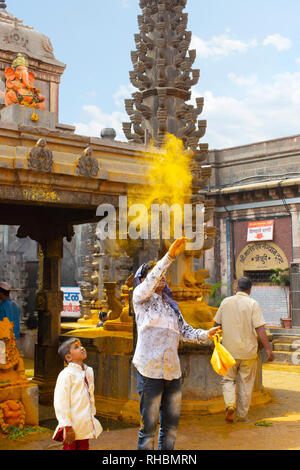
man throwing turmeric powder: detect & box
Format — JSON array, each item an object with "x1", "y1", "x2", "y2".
[{"x1": 133, "y1": 237, "x2": 221, "y2": 450}]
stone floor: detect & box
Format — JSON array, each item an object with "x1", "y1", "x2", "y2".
[{"x1": 1, "y1": 361, "x2": 300, "y2": 451}]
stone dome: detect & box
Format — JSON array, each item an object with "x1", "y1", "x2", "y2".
[{"x1": 0, "y1": 6, "x2": 65, "y2": 67}]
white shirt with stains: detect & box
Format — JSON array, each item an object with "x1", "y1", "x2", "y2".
[{"x1": 132, "y1": 253, "x2": 209, "y2": 380}]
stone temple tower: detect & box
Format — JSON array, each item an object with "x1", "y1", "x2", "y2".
[{"x1": 123, "y1": 0, "x2": 207, "y2": 155}]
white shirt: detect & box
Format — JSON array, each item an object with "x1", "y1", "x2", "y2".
[
  {"x1": 132, "y1": 253, "x2": 209, "y2": 380},
  {"x1": 214, "y1": 291, "x2": 266, "y2": 360},
  {"x1": 53, "y1": 362, "x2": 102, "y2": 441}
]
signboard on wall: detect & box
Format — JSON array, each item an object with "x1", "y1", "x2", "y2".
[
  {"x1": 236, "y1": 241, "x2": 289, "y2": 279},
  {"x1": 247, "y1": 220, "x2": 274, "y2": 242},
  {"x1": 251, "y1": 286, "x2": 290, "y2": 327},
  {"x1": 61, "y1": 287, "x2": 82, "y2": 318}
]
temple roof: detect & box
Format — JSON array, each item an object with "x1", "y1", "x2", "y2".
[{"x1": 0, "y1": 2, "x2": 65, "y2": 67}]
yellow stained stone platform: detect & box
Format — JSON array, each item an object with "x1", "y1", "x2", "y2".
[{"x1": 94, "y1": 388, "x2": 273, "y2": 426}]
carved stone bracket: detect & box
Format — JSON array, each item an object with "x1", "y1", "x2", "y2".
[
  {"x1": 122, "y1": 122, "x2": 144, "y2": 144},
  {"x1": 28, "y1": 138, "x2": 53, "y2": 173},
  {"x1": 16, "y1": 222, "x2": 75, "y2": 251},
  {"x1": 76, "y1": 147, "x2": 99, "y2": 178}
]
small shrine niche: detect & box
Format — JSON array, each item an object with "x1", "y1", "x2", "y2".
[{"x1": 0, "y1": 2, "x2": 66, "y2": 118}]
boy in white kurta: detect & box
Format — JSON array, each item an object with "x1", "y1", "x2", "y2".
[{"x1": 53, "y1": 337, "x2": 102, "y2": 450}]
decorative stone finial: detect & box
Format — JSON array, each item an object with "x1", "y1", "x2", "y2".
[
  {"x1": 101, "y1": 128, "x2": 116, "y2": 140},
  {"x1": 0, "y1": 1, "x2": 6, "y2": 9}
]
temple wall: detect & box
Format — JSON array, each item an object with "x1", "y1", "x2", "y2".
[{"x1": 208, "y1": 135, "x2": 300, "y2": 189}]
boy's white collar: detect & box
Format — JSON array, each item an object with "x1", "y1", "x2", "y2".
[{"x1": 68, "y1": 362, "x2": 87, "y2": 370}]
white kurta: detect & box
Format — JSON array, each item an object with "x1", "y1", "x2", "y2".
[{"x1": 53, "y1": 362, "x2": 102, "y2": 441}]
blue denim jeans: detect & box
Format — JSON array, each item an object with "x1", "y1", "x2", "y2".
[{"x1": 136, "y1": 371, "x2": 182, "y2": 450}]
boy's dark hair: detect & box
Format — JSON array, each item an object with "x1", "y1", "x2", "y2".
[
  {"x1": 238, "y1": 277, "x2": 252, "y2": 292},
  {"x1": 140, "y1": 260, "x2": 156, "y2": 279},
  {"x1": 58, "y1": 337, "x2": 80, "y2": 363}
]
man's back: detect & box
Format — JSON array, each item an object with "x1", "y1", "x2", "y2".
[
  {"x1": 0, "y1": 298, "x2": 21, "y2": 340},
  {"x1": 214, "y1": 292, "x2": 265, "y2": 360}
]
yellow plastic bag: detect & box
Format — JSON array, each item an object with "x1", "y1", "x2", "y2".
[{"x1": 211, "y1": 334, "x2": 236, "y2": 376}]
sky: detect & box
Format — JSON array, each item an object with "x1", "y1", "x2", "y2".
[{"x1": 7, "y1": 0, "x2": 300, "y2": 149}]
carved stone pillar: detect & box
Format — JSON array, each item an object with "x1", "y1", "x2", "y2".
[
  {"x1": 17, "y1": 222, "x2": 74, "y2": 405},
  {"x1": 33, "y1": 239, "x2": 64, "y2": 404}
]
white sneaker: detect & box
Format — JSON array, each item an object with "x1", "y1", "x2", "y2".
[{"x1": 237, "y1": 416, "x2": 251, "y2": 423}]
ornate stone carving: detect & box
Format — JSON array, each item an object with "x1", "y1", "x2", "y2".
[
  {"x1": 3, "y1": 24, "x2": 29, "y2": 50},
  {"x1": 76, "y1": 147, "x2": 99, "y2": 178},
  {"x1": 28, "y1": 138, "x2": 53, "y2": 172},
  {"x1": 42, "y1": 37, "x2": 54, "y2": 57}
]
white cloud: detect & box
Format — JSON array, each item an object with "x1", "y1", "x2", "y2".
[
  {"x1": 191, "y1": 71, "x2": 300, "y2": 149},
  {"x1": 228, "y1": 73, "x2": 258, "y2": 87},
  {"x1": 74, "y1": 105, "x2": 127, "y2": 141},
  {"x1": 74, "y1": 84, "x2": 134, "y2": 141},
  {"x1": 113, "y1": 83, "x2": 135, "y2": 107},
  {"x1": 263, "y1": 34, "x2": 292, "y2": 51},
  {"x1": 191, "y1": 32, "x2": 292, "y2": 60},
  {"x1": 191, "y1": 33, "x2": 257, "y2": 58}
]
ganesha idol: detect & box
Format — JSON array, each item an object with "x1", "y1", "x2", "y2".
[{"x1": 4, "y1": 53, "x2": 45, "y2": 110}]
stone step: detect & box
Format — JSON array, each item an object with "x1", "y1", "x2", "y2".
[
  {"x1": 272, "y1": 335, "x2": 300, "y2": 344},
  {"x1": 272, "y1": 350, "x2": 300, "y2": 365},
  {"x1": 269, "y1": 328, "x2": 300, "y2": 336},
  {"x1": 273, "y1": 343, "x2": 294, "y2": 352}
]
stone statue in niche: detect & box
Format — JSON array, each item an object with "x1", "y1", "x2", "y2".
[{"x1": 4, "y1": 53, "x2": 45, "y2": 109}]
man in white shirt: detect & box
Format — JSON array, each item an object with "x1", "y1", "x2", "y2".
[
  {"x1": 214, "y1": 277, "x2": 274, "y2": 423},
  {"x1": 133, "y1": 237, "x2": 221, "y2": 450}
]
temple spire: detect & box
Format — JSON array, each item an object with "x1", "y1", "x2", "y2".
[
  {"x1": 0, "y1": 1, "x2": 6, "y2": 9},
  {"x1": 123, "y1": 0, "x2": 207, "y2": 153}
]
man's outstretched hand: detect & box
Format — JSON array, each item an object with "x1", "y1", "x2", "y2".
[
  {"x1": 207, "y1": 326, "x2": 222, "y2": 341},
  {"x1": 168, "y1": 237, "x2": 187, "y2": 259}
]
